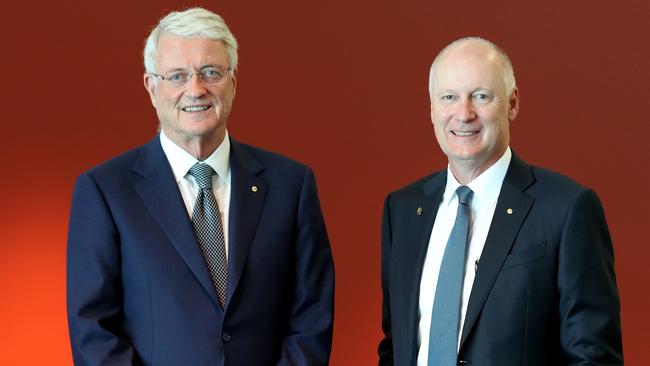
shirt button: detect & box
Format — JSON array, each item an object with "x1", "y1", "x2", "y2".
[{"x1": 222, "y1": 332, "x2": 231, "y2": 343}]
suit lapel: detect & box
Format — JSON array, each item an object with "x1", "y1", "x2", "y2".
[
  {"x1": 225, "y1": 139, "x2": 267, "y2": 307},
  {"x1": 460, "y1": 153, "x2": 535, "y2": 347},
  {"x1": 397, "y1": 171, "x2": 446, "y2": 362},
  {"x1": 132, "y1": 137, "x2": 221, "y2": 309}
]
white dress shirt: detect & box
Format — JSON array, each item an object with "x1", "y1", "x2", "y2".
[
  {"x1": 159, "y1": 130, "x2": 232, "y2": 257},
  {"x1": 416, "y1": 147, "x2": 512, "y2": 366}
]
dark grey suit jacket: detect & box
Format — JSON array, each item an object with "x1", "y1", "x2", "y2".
[{"x1": 378, "y1": 153, "x2": 622, "y2": 365}]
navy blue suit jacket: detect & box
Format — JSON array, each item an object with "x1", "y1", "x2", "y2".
[
  {"x1": 378, "y1": 153, "x2": 622, "y2": 365},
  {"x1": 67, "y1": 136, "x2": 334, "y2": 366}
]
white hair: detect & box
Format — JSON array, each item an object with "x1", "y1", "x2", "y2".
[
  {"x1": 143, "y1": 7, "x2": 238, "y2": 73},
  {"x1": 428, "y1": 36, "x2": 516, "y2": 97}
]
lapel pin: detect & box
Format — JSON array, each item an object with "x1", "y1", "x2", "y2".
[
  {"x1": 506, "y1": 208, "x2": 513, "y2": 215},
  {"x1": 416, "y1": 207, "x2": 423, "y2": 216},
  {"x1": 251, "y1": 185, "x2": 258, "y2": 192}
]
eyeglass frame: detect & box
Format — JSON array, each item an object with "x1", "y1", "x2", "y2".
[{"x1": 149, "y1": 66, "x2": 233, "y2": 87}]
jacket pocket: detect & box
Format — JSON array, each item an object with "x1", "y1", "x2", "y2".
[{"x1": 501, "y1": 241, "x2": 547, "y2": 270}]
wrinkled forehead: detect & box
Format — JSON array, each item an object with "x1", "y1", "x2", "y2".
[{"x1": 156, "y1": 35, "x2": 228, "y2": 69}]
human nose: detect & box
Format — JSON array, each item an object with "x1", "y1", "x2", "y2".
[
  {"x1": 184, "y1": 73, "x2": 208, "y2": 97},
  {"x1": 454, "y1": 98, "x2": 477, "y2": 122}
]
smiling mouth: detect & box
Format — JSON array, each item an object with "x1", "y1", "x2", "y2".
[
  {"x1": 182, "y1": 105, "x2": 211, "y2": 112},
  {"x1": 451, "y1": 130, "x2": 478, "y2": 136}
]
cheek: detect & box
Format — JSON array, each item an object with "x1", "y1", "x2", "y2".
[
  {"x1": 432, "y1": 113, "x2": 451, "y2": 133},
  {"x1": 162, "y1": 88, "x2": 183, "y2": 103},
  {"x1": 153, "y1": 94, "x2": 169, "y2": 109},
  {"x1": 432, "y1": 122, "x2": 449, "y2": 147},
  {"x1": 430, "y1": 109, "x2": 442, "y2": 125},
  {"x1": 222, "y1": 91, "x2": 234, "y2": 104},
  {"x1": 483, "y1": 117, "x2": 510, "y2": 144},
  {"x1": 222, "y1": 86, "x2": 236, "y2": 102}
]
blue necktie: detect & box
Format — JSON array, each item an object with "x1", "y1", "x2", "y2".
[
  {"x1": 428, "y1": 185, "x2": 473, "y2": 366},
  {"x1": 189, "y1": 163, "x2": 228, "y2": 307}
]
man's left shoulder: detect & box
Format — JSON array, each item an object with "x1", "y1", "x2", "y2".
[
  {"x1": 520, "y1": 162, "x2": 606, "y2": 213},
  {"x1": 527, "y1": 164, "x2": 590, "y2": 196},
  {"x1": 511, "y1": 154, "x2": 587, "y2": 193},
  {"x1": 231, "y1": 139, "x2": 312, "y2": 177}
]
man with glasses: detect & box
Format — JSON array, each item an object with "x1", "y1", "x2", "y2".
[{"x1": 67, "y1": 8, "x2": 334, "y2": 366}]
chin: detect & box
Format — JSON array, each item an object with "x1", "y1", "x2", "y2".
[
  {"x1": 182, "y1": 118, "x2": 216, "y2": 129},
  {"x1": 445, "y1": 146, "x2": 484, "y2": 159}
]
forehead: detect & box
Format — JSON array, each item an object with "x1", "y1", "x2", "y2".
[
  {"x1": 433, "y1": 43, "x2": 506, "y2": 92},
  {"x1": 156, "y1": 34, "x2": 228, "y2": 70}
]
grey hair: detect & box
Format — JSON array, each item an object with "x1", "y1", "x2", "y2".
[
  {"x1": 428, "y1": 36, "x2": 516, "y2": 98},
  {"x1": 143, "y1": 7, "x2": 238, "y2": 73}
]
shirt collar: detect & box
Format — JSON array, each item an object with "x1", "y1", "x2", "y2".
[
  {"x1": 159, "y1": 129, "x2": 231, "y2": 185},
  {"x1": 442, "y1": 147, "x2": 512, "y2": 207}
]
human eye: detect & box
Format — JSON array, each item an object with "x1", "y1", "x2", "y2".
[
  {"x1": 201, "y1": 68, "x2": 225, "y2": 83},
  {"x1": 440, "y1": 94, "x2": 457, "y2": 103},
  {"x1": 167, "y1": 71, "x2": 188, "y2": 84},
  {"x1": 472, "y1": 92, "x2": 492, "y2": 104}
]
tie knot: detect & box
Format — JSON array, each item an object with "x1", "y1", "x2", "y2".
[
  {"x1": 189, "y1": 163, "x2": 215, "y2": 189},
  {"x1": 456, "y1": 185, "x2": 473, "y2": 206}
]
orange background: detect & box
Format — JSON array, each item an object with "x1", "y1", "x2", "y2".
[{"x1": 1, "y1": 0, "x2": 648, "y2": 364}]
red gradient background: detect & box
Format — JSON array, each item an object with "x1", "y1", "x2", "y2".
[{"x1": 1, "y1": 0, "x2": 648, "y2": 364}]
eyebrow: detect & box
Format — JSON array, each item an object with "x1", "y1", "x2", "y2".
[
  {"x1": 436, "y1": 87, "x2": 494, "y2": 95},
  {"x1": 160, "y1": 67, "x2": 188, "y2": 74},
  {"x1": 160, "y1": 64, "x2": 229, "y2": 73},
  {"x1": 437, "y1": 89, "x2": 457, "y2": 95},
  {"x1": 200, "y1": 64, "x2": 228, "y2": 70}
]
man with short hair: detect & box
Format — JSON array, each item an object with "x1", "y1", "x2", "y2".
[
  {"x1": 67, "y1": 8, "x2": 334, "y2": 365},
  {"x1": 378, "y1": 37, "x2": 623, "y2": 365}
]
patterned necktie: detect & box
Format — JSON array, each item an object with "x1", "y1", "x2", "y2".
[
  {"x1": 188, "y1": 163, "x2": 228, "y2": 306},
  {"x1": 428, "y1": 185, "x2": 474, "y2": 366}
]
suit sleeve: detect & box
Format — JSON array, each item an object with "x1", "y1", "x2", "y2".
[
  {"x1": 557, "y1": 188, "x2": 623, "y2": 365},
  {"x1": 276, "y1": 167, "x2": 335, "y2": 366},
  {"x1": 378, "y1": 194, "x2": 394, "y2": 366},
  {"x1": 67, "y1": 172, "x2": 135, "y2": 366}
]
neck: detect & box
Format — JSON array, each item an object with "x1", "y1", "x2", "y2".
[
  {"x1": 448, "y1": 149, "x2": 505, "y2": 185},
  {"x1": 449, "y1": 163, "x2": 486, "y2": 185},
  {"x1": 165, "y1": 129, "x2": 225, "y2": 161},
  {"x1": 184, "y1": 140, "x2": 220, "y2": 161}
]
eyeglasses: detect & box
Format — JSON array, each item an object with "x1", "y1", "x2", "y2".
[{"x1": 150, "y1": 67, "x2": 231, "y2": 87}]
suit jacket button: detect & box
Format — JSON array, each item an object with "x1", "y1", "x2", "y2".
[{"x1": 222, "y1": 332, "x2": 231, "y2": 343}]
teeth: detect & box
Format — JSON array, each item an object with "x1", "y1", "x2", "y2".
[
  {"x1": 453, "y1": 131, "x2": 477, "y2": 136},
  {"x1": 183, "y1": 106, "x2": 209, "y2": 112}
]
